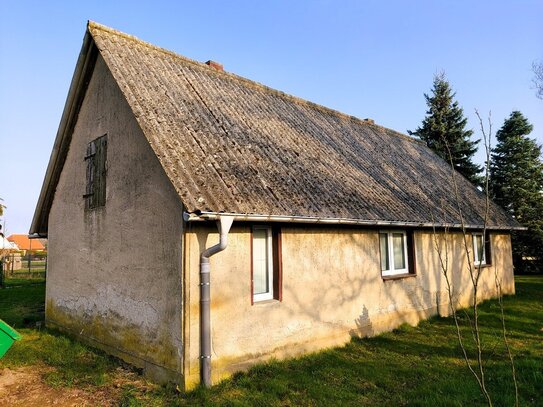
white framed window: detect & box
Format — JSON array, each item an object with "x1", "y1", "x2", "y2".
[
  {"x1": 473, "y1": 233, "x2": 487, "y2": 266},
  {"x1": 252, "y1": 226, "x2": 274, "y2": 302},
  {"x1": 379, "y1": 230, "x2": 410, "y2": 276}
]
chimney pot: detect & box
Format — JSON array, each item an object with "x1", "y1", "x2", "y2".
[{"x1": 205, "y1": 60, "x2": 224, "y2": 71}]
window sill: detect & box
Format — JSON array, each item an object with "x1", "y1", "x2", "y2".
[
  {"x1": 382, "y1": 273, "x2": 416, "y2": 281},
  {"x1": 252, "y1": 298, "x2": 281, "y2": 306},
  {"x1": 474, "y1": 263, "x2": 492, "y2": 269}
]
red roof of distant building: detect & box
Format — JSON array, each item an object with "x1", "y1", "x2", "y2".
[{"x1": 6, "y1": 234, "x2": 45, "y2": 251}]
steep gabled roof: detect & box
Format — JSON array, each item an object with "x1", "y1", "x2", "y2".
[{"x1": 31, "y1": 22, "x2": 521, "y2": 235}]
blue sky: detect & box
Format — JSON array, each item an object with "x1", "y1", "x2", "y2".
[{"x1": 1, "y1": 1, "x2": 542, "y2": 234}]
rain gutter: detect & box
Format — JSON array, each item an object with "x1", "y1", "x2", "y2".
[{"x1": 183, "y1": 211, "x2": 526, "y2": 231}]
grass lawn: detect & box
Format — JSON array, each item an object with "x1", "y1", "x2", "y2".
[{"x1": 0, "y1": 276, "x2": 542, "y2": 406}]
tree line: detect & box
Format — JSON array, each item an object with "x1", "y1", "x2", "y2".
[{"x1": 409, "y1": 74, "x2": 543, "y2": 273}]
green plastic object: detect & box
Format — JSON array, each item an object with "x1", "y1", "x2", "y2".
[{"x1": 0, "y1": 319, "x2": 22, "y2": 358}]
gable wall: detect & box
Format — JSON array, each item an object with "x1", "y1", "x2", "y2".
[
  {"x1": 183, "y1": 225, "x2": 514, "y2": 388},
  {"x1": 46, "y1": 54, "x2": 185, "y2": 383}
]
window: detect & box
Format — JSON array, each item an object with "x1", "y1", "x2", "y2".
[
  {"x1": 251, "y1": 226, "x2": 281, "y2": 303},
  {"x1": 473, "y1": 232, "x2": 491, "y2": 266},
  {"x1": 379, "y1": 230, "x2": 415, "y2": 277},
  {"x1": 84, "y1": 135, "x2": 107, "y2": 209}
]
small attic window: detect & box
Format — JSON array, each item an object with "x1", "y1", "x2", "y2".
[{"x1": 84, "y1": 135, "x2": 107, "y2": 209}]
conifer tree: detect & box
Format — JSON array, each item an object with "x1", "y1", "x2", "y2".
[
  {"x1": 490, "y1": 111, "x2": 543, "y2": 272},
  {"x1": 409, "y1": 73, "x2": 482, "y2": 186}
]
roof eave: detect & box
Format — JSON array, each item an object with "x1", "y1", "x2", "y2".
[
  {"x1": 184, "y1": 211, "x2": 526, "y2": 231},
  {"x1": 29, "y1": 23, "x2": 99, "y2": 237}
]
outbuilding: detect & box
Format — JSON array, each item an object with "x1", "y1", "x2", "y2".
[{"x1": 31, "y1": 22, "x2": 519, "y2": 389}]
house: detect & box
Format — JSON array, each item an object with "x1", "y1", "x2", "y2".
[
  {"x1": 0, "y1": 235, "x2": 21, "y2": 273},
  {"x1": 7, "y1": 234, "x2": 45, "y2": 254},
  {"x1": 5, "y1": 234, "x2": 44, "y2": 272},
  {"x1": 31, "y1": 22, "x2": 519, "y2": 389},
  {"x1": 1, "y1": 235, "x2": 19, "y2": 251}
]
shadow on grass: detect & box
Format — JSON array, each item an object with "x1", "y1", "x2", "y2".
[
  {"x1": 2, "y1": 327, "x2": 122, "y2": 388},
  {"x1": 1, "y1": 277, "x2": 541, "y2": 406}
]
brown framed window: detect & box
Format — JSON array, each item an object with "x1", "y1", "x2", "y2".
[
  {"x1": 473, "y1": 232, "x2": 492, "y2": 266},
  {"x1": 84, "y1": 135, "x2": 107, "y2": 209},
  {"x1": 379, "y1": 230, "x2": 416, "y2": 278},
  {"x1": 251, "y1": 225, "x2": 282, "y2": 303}
]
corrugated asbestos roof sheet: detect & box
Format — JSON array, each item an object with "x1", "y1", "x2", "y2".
[{"x1": 86, "y1": 22, "x2": 516, "y2": 228}]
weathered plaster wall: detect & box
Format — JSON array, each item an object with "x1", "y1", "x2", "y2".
[
  {"x1": 46, "y1": 55, "x2": 185, "y2": 383},
  {"x1": 184, "y1": 225, "x2": 514, "y2": 387}
]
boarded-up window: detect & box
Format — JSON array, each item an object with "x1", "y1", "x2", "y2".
[{"x1": 84, "y1": 135, "x2": 107, "y2": 209}]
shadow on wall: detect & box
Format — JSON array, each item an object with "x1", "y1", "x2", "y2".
[
  {"x1": 351, "y1": 305, "x2": 374, "y2": 337},
  {"x1": 196, "y1": 221, "x2": 505, "y2": 343}
]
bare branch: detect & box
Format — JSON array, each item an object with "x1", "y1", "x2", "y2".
[
  {"x1": 437, "y1": 113, "x2": 493, "y2": 406},
  {"x1": 533, "y1": 61, "x2": 543, "y2": 100},
  {"x1": 494, "y1": 266, "x2": 519, "y2": 406}
]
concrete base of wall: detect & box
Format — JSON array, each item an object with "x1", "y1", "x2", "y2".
[{"x1": 45, "y1": 319, "x2": 184, "y2": 386}]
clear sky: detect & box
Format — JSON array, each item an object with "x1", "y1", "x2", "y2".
[{"x1": 0, "y1": 1, "x2": 541, "y2": 234}]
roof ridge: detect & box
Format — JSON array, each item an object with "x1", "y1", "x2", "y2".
[{"x1": 87, "y1": 21, "x2": 422, "y2": 145}]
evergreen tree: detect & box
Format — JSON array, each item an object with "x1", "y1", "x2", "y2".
[
  {"x1": 409, "y1": 73, "x2": 482, "y2": 186},
  {"x1": 490, "y1": 111, "x2": 543, "y2": 273}
]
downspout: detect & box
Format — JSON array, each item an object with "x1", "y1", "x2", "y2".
[{"x1": 199, "y1": 215, "x2": 234, "y2": 387}]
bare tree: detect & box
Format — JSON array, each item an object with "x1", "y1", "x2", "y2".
[
  {"x1": 430, "y1": 111, "x2": 518, "y2": 406},
  {"x1": 533, "y1": 61, "x2": 543, "y2": 100}
]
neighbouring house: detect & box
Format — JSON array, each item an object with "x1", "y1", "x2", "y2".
[
  {"x1": 7, "y1": 234, "x2": 45, "y2": 255},
  {"x1": 6, "y1": 234, "x2": 44, "y2": 272},
  {"x1": 0, "y1": 235, "x2": 21, "y2": 273},
  {"x1": 31, "y1": 22, "x2": 520, "y2": 389},
  {"x1": 1, "y1": 236, "x2": 18, "y2": 252}
]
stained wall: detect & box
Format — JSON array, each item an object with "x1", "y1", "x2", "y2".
[
  {"x1": 46, "y1": 55, "x2": 185, "y2": 383},
  {"x1": 183, "y1": 224, "x2": 514, "y2": 388}
]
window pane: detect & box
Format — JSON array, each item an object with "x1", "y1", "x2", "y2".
[
  {"x1": 253, "y1": 229, "x2": 269, "y2": 295},
  {"x1": 393, "y1": 233, "x2": 406, "y2": 270},
  {"x1": 475, "y1": 235, "x2": 485, "y2": 263},
  {"x1": 380, "y1": 233, "x2": 389, "y2": 271}
]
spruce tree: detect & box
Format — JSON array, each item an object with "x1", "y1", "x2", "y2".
[
  {"x1": 408, "y1": 73, "x2": 482, "y2": 186},
  {"x1": 490, "y1": 111, "x2": 543, "y2": 273}
]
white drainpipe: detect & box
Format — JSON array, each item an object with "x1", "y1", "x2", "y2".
[{"x1": 198, "y1": 215, "x2": 234, "y2": 387}]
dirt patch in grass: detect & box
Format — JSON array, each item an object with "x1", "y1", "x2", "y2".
[
  {"x1": 0, "y1": 366, "x2": 109, "y2": 406},
  {"x1": 0, "y1": 365, "x2": 155, "y2": 406}
]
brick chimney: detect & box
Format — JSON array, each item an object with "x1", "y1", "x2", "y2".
[{"x1": 205, "y1": 60, "x2": 224, "y2": 71}]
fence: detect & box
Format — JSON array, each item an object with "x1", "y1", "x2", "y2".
[{"x1": 0, "y1": 252, "x2": 46, "y2": 287}]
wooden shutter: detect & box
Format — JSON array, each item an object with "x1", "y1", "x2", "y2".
[{"x1": 84, "y1": 135, "x2": 107, "y2": 209}]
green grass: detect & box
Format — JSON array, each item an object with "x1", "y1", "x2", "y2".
[
  {"x1": 1, "y1": 276, "x2": 542, "y2": 406},
  {"x1": 0, "y1": 281, "x2": 45, "y2": 327}
]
